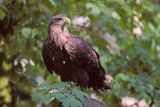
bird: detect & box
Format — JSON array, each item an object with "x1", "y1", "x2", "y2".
[{"x1": 42, "y1": 14, "x2": 110, "y2": 91}]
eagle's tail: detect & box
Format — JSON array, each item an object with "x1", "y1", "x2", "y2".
[{"x1": 89, "y1": 66, "x2": 111, "y2": 92}]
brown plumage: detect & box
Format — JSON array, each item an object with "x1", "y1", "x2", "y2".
[{"x1": 42, "y1": 14, "x2": 110, "y2": 91}]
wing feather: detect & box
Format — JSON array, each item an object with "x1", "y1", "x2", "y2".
[
  {"x1": 42, "y1": 41, "x2": 54, "y2": 74},
  {"x1": 64, "y1": 36, "x2": 100, "y2": 71}
]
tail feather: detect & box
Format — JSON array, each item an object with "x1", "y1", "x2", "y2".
[
  {"x1": 90, "y1": 78, "x2": 111, "y2": 91},
  {"x1": 89, "y1": 66, "x2": 111, "y2": 91}
]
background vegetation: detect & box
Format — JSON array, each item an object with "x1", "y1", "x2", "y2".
[{"x1": 0, "y1": 0, "x2": 160, "y2": 107}]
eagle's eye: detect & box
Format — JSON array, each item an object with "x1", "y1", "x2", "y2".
[{"x1": 56, "y1": 18, "x2": 62, "y2": 21}]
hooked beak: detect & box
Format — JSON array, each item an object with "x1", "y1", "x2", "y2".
[{"x1": 64, "y1": 17, "x2": 71, "y2": 25}]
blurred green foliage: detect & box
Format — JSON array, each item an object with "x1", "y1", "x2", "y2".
[
  {"x1": 32, "y1": 82, "x2": 88, "y2": 107},
  {"x1": 0, "y1": 0, "x2": 160, "y2": 107}
]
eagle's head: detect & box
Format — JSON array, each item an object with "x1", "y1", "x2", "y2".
[{"x1": 49, "y1": 14, "x2": 70, "y2": 29}]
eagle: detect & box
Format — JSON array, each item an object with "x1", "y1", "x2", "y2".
[{"x1": 42, "y1": 14, "x2": 110, "y2": 91}]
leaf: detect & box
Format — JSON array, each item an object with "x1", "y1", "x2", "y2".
[
  {"x1": 43, "y1": 94, "x2": 52, "y2": 104},
  {"x1": 32, "y1": 93, "x2": 51, "y2": 104},
  {"x1": 116, "y1": 73, "x2": 130, "y2": 81},
  {"x1": 51, "y1": 92, "x2": 65, "y2": 101},
  {"x1": 71, "y1": 89, "x2": 88, "y2": 101},
  {"x1": 2, "y1": 61, "x2": 12, "y2": 71},
  {"x1": 21, "y1": 27, "x2": 32, "y2": 38},
  {"x1": 62, "y1": 94, "x2": 83, "y2": 107},
  {"x1": 0, "y1": 8, "x2": 5, "y2": 20},
  {"x1": 86, "y1": 2, "x2": 101, "y2": 16},
  {"x1": 111, "y1": 11, "x2": 121, "y2": 20},
  {"x1": 113, "y1": 82, "x2": 130, "y2": 98},
  {"x1": 38, "y1": 82, "x2": 53, "y2": 91},
  {"x1": 0, "y1": 77, "x2": 9, "y2": 89},
  {"x1": 48, "y1": 0, "x2": 57, "y2": 6},
  {"x1": 52, "y1": 90, "x2": 84, "y2": 107},
  {"x1": 53, "y1": 82, "x2": 70, "y2": 91}
]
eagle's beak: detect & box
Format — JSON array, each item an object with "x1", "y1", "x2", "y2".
[{"x1": 65, "y1": 17, "x2": 71, "y2": 25}]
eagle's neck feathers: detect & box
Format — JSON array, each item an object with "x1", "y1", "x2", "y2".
[{"x1": 48, "y1": 25, "x2": 69, "y2": 48}]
